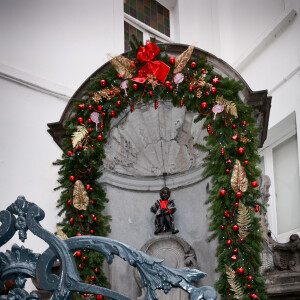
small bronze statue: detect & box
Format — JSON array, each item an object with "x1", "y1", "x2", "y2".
[{"x1": 151, "y1": 187, "x2": 179, "y2": 235}]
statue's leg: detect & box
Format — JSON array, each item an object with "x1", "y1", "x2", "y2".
[{"x1": 154, "y1": 215, "x2": 164, "y2": 234}]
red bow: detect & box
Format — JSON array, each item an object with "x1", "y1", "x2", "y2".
[{"x1": 132, "y1": 41, "x2": 170, "y2": 84}]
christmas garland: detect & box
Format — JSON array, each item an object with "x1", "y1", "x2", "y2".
[{"x1": 55, "y1": 38, "x2": 267, "y2": 299}]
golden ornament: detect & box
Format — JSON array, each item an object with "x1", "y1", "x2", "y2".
[
  {"x1": 237, "y1": 200, "x2": 251, "y2": 239},
  {"x1": 56, "y1": 225, "x2": 68, "y2": 240},
  {"x1": 147, "y1": 74, "x2": 159, "y2": 89},
  {"x1": 72, "y1": 125, "x2": 88, "y2": 149},
  {"x1": 174, "y1": 44, "x2": 195, "y2": 74},
  {"x1": 216, "y1": 96, "x2": 238, "y2": 118},
  {"x1": 225, "y1": 265, "x2": 244, "y2": 299},
  {"x1": 240, "y1": 132, "x2": 251, "y2": 144},
  {"x1": 109, "y1": 55, "x2": 136, "y2": 79},
  {"x1": 231, "y1": 159, "x2": 248, "y2": 193},
  {"x1": 92, "y1": 93, "x2": 102, "y2": 103},
  {"x1": 73, "y1": 180, "x2": 90, "y2": 210}
]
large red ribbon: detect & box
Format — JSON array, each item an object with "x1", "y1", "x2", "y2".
[{"x1": 132, "y1": 41, "x2": 170, "y2": 84}]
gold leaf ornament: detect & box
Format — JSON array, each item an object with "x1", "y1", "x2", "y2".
[
  {"x1": 174, "y1": 44, "x2": 195, "y2": 74},
  {"x1": 225, "y1": 265, "x2": 244, "y2": 299},
  {"x1": 216, "y1": 96, "x2": 238, "y2": 118},
  {"x1": 237, "y1": 200, "x2": 251, "y2": 239},
  {"x1": 73, "y1": 180, "x2": 90, "y2": 210},
  {"x1": 109, "y1": 55, "x2": 136, "y2": 79},
  {"x1": 72, "y1": 125, "x2": 88, "y2": 149},
  {"x1": 56, "y1": 225, "x2": 68, "y2": 240},
  {"x1": 231, "y1": 160, "x2": 248, "y2": 193}
]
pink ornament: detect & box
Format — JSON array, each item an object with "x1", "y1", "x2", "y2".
[
  {"x1": 212, "y1": 104, "x2": 224, "y2": 120},
  {"x1": 120, "y1": 80, "x2": 128, "y2": 96},
  {"x1": 90, "y1": 112, "x2": 100, "y2": 131},
  {"x1": 174, "y1": 73, "x2": 184, "y2": 88}
]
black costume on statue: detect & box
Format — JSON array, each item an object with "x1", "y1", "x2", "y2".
[{"x1": 151, "y1": 187, "x2": 179, "y2": 235}]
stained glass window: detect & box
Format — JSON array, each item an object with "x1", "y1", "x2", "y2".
[
  {"x1": 124, "y1": 21, "x2": 143, "y2": 52},
  {"x1": 124, "y1": 0, "x2": 170, "y2": 37}
]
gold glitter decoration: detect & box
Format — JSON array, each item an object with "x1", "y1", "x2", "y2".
[
  {"x1": 56, "y1": 225, "x2": 68, "y2": 240},
  {"x1": 216, "y1": 96, "x2": 238, "y2": 117},
  {"x1": 147, "y1": 74, "x2": 159, "y2": 89},
  {"x1": 109, "y1": 55, "x2": 136, "y2": 79},
  {"x1": 72, "y1": 125, "x2": 88, "y2": 149},
  {"x1": 93, "y1": 86, "x2": 120, "y2": 103},
  {"x1": 237, "y1": 200, "x2": 251, "y2": 239},
  {"x1": 174, "y1": 44, "x2": 195, "y2": 74},
  {"x1": 190, "y1": 73, "x2": 212, "y2": 99},
  {"x1": 225, "y1": 265, "x2": 244, "y2": 299},
  {"x1": 231, "y1": 160, "x2": 248, "y2": 193},
  {"x1": 240, "y1": 133, "x2": 251, "y2": 144},
  {"x1": 73, "y1": 180, "x2": 90, "y2": 211},
  {"x1": 92, "y1": 93, "x2": 102, "y2": 103}
]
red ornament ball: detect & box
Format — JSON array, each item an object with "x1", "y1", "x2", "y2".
[
  {"x1": 169, "y1": 86, "x2": 174, "y2": 92},
  {"x1": 76, "y1": 251, "x2": 82, "y2": 257},
  {"x1": 232, "y1": 124, "x2": 236, "y2": 129},
  {"x1": 235, "y1": 202, "x2": 239, "y2": 207},
  {"x1": 88, "y1": 118, "x2": 92, "y2": 124},
  {"x1": 91, "y1": 145, "x2": 94, "y2": 148},
  {"x1": 101, "y1": 112, "x2": 106, "y2": 117},
  {"x1": 109, "y1": 90, "x2": 114, "y2": 96},
  {"x1": 236, "y1": 191, "x2": 243, "y2": 199},
  {"x1": 220, "y1": 225, "x2": 225, "y2": 230},
  {"x1": 100, "y1": 80, "x2": 106, "y2": 87},
  {"x1": 89, "y1": 128, "x2": 93, "y2": 133},
  {"x1": 237, "y1": 267, "x2": 244, "y2": 275},
  {"x1": 78, "y1": 117, "x2": 83, "y2": 124},
  {"x1": 79, "y1": 215, "x2": 84, "y2": 219},
  {"x1": 84, "y1": 293, "x2": 87, "y2": 298},
  {"x1": 232, "y1": 224, "x2": 239, "y2": 231},
  {"x1": 97, "y1": 135, "x2": 103, "y2": 142},
  {"x1": 70, "y1": 176, "x2": 75, "y2": 182},
  {"x1": 244, "y1": 160, "x2": 249, "y2": 165},
  {"x1": 89, "y1": 187, "x2": 93, "y2": 192},
  {"x1": 77, "y1": 233, "x2": 82, "y2": 236},
  {"x1": 227, "y1": 159, "x2": 232, "y2": 164},
  {"x1": 92, "y1": 214, "x2": 95, "y2": 218},
  {"x1": 201, "y1": 68, "x2": 206, "y2": 73},
  {"x1": 240, "y1": 237, "x2": 245, "y2": 243},
  {"x1": 90, "y1": 200, "x2": 94, "y2": 204},
  {"x1": 242, "y1": 121, "x2": 247, "y2": 126},
  {"x1": 70, "y1": 217, "x2": 74, "y2": 224},
  {"x1": 68, "y1": 151, "x2": 73, "y2": 156},
  {"x1": 111, "y1": 110, "x2": 115, "y2": 117},
  {"x1": 149, "y1": 91, "x2": 153, "y2": 96},
  {"x1": 220, "y1": 189, "x2": 226, "y2": 197},
  {"x1": 211, "y1": 87, "x2": 217, "y2": 94},
  {"x1": 94, "y1": 268, "x2": 99, "y2": 273},
  {"x1": 94, "y1": 217, "x2": 98, "y2": 222},
  {"x1": 165, "y1": 81, "x2": 171, "y2": 88},
  {"x1": 89, "y1": 105, "x2": 93, "y2": 110},
  {"x1": 247, "y1": 284, "x2": 251, "y2": 289},
  {"x1": 133, "y1": 83, "x2": 138, "y2": 91},
  {"x1": 227, "y1": 240, "x2": 231, "y2": 247},
  {"x1": 238, "y1": 147, "x2": 245, "y2": 155},
  {"x1": 225, "y1": 169, "x2": 230, "y2": 174},
  {"x1": 78, "y1": 145, "x2": 83, "y2": 150},
  {"x1": 201, "y1": 102, "x2": 208, "y2": 109},
  {"x1": 90, "y1": 230, "x2": 94, "y2": 234},
  {"x1": 247, "y1": 275, "x2": 253, "y2": 281},
  {"x1": 233, "y1": 248, "x2": 238, "y2": 254},
  {"x1": 251, "y1": 181, "x2": 258, "y2": 187},
  {"x1": 116, "y1": 100, "x2": 121, "y2": 107},
  {"x1": 91, "y1": 276, "x2": 95, "y2": 281},
  {"x1": 169, "y1": 57, "x2": 175, "y2": 64},
  {"x1": 190, "y1": 62, "x2": 197, "y2": 69},
  {"x1": 82, "y1": 256, "x2": 87, "y2": 261},
  {"x1": 205, "y1": 91, "x2": 209, "y2": 96}
]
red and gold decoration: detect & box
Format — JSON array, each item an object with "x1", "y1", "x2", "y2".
[{"x1": 54, "y1": 40, "x2": 266, "y2": 300}]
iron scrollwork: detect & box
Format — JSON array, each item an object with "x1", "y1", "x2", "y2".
[{"x1": 0, "y1": 196, "x2": 217, "y2": 300}]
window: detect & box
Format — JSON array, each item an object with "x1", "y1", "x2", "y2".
[
  {"x1": 259, "y1": 112, "x2": 300, "y2": 241},
  {"x1": 124, "y1": 0, "x2": 173, "y2": 52}
]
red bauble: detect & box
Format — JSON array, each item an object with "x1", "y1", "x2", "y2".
[
  {"x1": 227, "y1": 240, "x2": 231, "y2": 247},
  {"x1": 88, "y1": 118, "x2": 92, "y2": 124},
  {"x1": 79, "y1": 264, "x2": 84, "y2": 269},
  {"x1": 78, "y1": 104, "x2": 85, "y2": 109},
  {"x1": 101, "y1": 112, "x2": 106, "y2": 117},
  {"x1": 227, "y1": 159, "x2": 232, "y2": 164},
  {"x1": 236, "y1": 192, "x2": 243, "y2": 199},
  {"x1": 205, "y1": 91, "x2": 209, "y2": 96},
  {"x1": 242, "y1": 121, "x2": 247, "y2": 126},
  {"x1": 67, "y1": 200, "x2": 72, "y2": 205},
  {"x1": 247, "y1": 284, "x2": 251, "y2": 289},
  {"x1": 201, "y1": 102, "x2": 208, "y2": 109},
  {"x1": 251, "y1": 181, "x2": 258, "y2": 187},
  {"x1": 190, "y1": 62, "x2": 196, "y2": 69},
  {"x1": 231, "y1": 255, "x2": 237, "y2": 260},
  {"x1": 91, "y1": 276, "x2": 95, "y2": 281},
  {"x1": 232, "y1": 224, "x2": 239, "y2": 231},
  {"x1": 79, "y1": 215, "x2": 84, "y2": 219},
  {"x1": 68, "y1": 151, "x2": 73, "y2": 156},
  {"x1": 94, "y1": 217, "x2": 98, "y2": 222},
  {"x1": 235, "y1": 202, "x2": 239, "y2": 207},
  {"x1": 220, "y1": 225, "x2": 225, "y2": 230},
  {"x1": 70, "y1": 176, "x2": 75, "y2": 181},
  {"x1": 94, "y1": 268, "x2": 99, "y2": 273},
  {"x1": 70, "y1": 217, "x2": 74, "y2": 225},
  {"x1": 89, "y1": 187, "x2": 93, "y2": 192},
  {"x1": 109, "y1": 90, "x2": 114, "y2": 96},
  {"x1": 97, "y1": 134, "x2": 103, "y2": 142},
  {"x1": 86, "y1": 184, "x2": 90, "y2": 190},
  {"x1": 92, "y1": 214, "x2": 95, "y2": 218},
  {"x1": 130, "y1": 60, "x2": 136, "y2": 68},
  {"x1": 133, "y1": 83, "x2": 138, "y2": 91},
  {"x1": 90, "y1": 200, "x2": 94, "y2": 204},
  {"x1": 237, "y1": 267, "x2": 244, "y2": 275},
  {"x1": 240, "y1": 237, "x2": 245, "y2": 243},
  {"x1": 90, "y1": 230, "x2": 94, "y2": 234},
  {"x1": 111, "y1": 110, "x2": 115, "y2": 117},
  {"x1": 89, "y1": 128, "x2": 93, "y2": 133},
  {"x1": 78, "y1": 117, "x2": 83, "y2": 124},
  {"x1": 211, "y1": 87, "x2": 217, "y2": 94},
  {"x1": 247, "y1": 275, "x2": 252, "y2": 281},
  {"x1": 76, "y1": 251, "x2": 82, "y2": 257},
  {"x1": 77, "y1": 233, "x2": 82, "y2": 236},
  {"x1": 169, "y1": 57, "x2": 175, "y2": 64},
  {"x1": 97, "y1": 105, "x2": 103, "y2": 111},
  {"x1": 220, "y1": 189, "x2": 226, "y2": 196},
  {"x1": 169, "y1": 86, "x2": 174, "y2": 92},
  {"x1": 155, "y1": 100, "x2": 158, "y2": 109},
  {"x1": 78, "y1": 145, "x2": 83, "y2": 150},
  {"x1": 149, "y1": 91, "x2": 153, "y2": 96},
  {"x1": 89, "y1": 105, "x2": 93, "y2": 110},
  {"x1": 232, "y1": 124, "x2": 236, "y2": 129},
  {"x1": 233, "y1": 248, "x2": 238, "y2": 254},
  {"x1": 225, "y1": 169, "x2": 230, "y2": 174},
  {"x1": 116, "y1": 100, "x2": 121, "y2": 107},
  {"x1": 165, "y1": 81, "x2": 171, "y2": 88},
  {"x1": 84, "y1": 294, "x2": 87, "y2": 298},
  {"x1": 82, "y1": 256, "x2": 87, "y2": 261},
  {"x1": 238, "y1": 147, "x2": 245, "y2": 155},
  {"x1": 100, "y1": 80, "x2": 106, "y2": 87},
  {"x1": 91, "y1": 145, "x2": 94, "y2": 149},
  {"x1": 201, "y1": 68, "x2": 206, "y2": 73},
  {"x1": 117, "y1": 74, "x2": 123, "y2": 79},
  {"x1": 244, "y1": 160, "x2": 249, "y2": 165}
]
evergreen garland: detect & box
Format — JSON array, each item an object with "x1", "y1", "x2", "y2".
[{"x1": 54, "y1": 38, "x2": 267, "y2": 299}]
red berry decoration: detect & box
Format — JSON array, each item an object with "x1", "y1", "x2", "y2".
[
  {"x1": 190, "y1": 62, "x2": 196, "y2": 69},
  {"x1": 70, "y1": 176, "x2": 75, "y2": 181},
  {"x1": 232, "y1": 124, "x2": 236, "y2": 129},
  {"x1": 92, "y1": 214, "x2": 95, "y2": 218},
  {"x1": 169, "y1": 57, "x2": 175, "y2": 64},
  {"x1": 101, "y1": 112, "x2": 106, "y2": 117},
  {"x1": 201, "y1": 102, "x2": 208, "y2": 109},
  {"x1": 205, "y1": 91, "x2": 209, "y2": 96},
  {"x1": 94, "y1": 217, "x2": 98, "y2": 222},
  {"x1": 116, "y1": 100, "x2": 121, "y2": 107},
  {"x1": 235, "y1": 202, "x2": 239, "y2": 207},
  {"x1": 91, "y1": 145, "x2": 94, "y2": 149},
  {"x1": 240, "y1": 237, "x2": 245, "y2": 243},
  {"x1": 244, "y1": 160, "x2": 249, "y2": 165},
  {"x1": 211, "y1": 87, "x2": 217, "y2": 94},
  {"x1": 220, "y1": 225, "x2": 225, "y2": 230},
  {"x1": 78, "y1": 117, "x2": 83, "y2": 124},
  {"x1": 232, "y1": 224, "x2": 239, "y2": 231},
  {"x1": 89, "y1": 187, "x2": 93, "y2": 192},
  {"x1": 67, "y1": 200, "x2": 72, "y2": 205},
  {"x1": 68, "y1": 151, "x2": 73, "y2": 156},
  {"x1": 238, "y1": 147, "x2": 245, "y2": 155},
  {"x1": 227, "y1": 159, "x2": 232, "y2": 164},
  {"x1": 247, "y1": 275, "x2": 252, "y2": 281},
  {"x1": 89, "y1": 105, "x2": 93, "y2": 110},
  {"x1": 100, "y1": 80, "x2": 106, "y2": 87},
  {"x1": 78, "y1": 145, "x2": 83, "y2": 150},
  {"x1": 247, "y1": 284, "x2": 251, "y2": 289},
  {"x1": 133, "y1": 83, "x2": 138, "y2": 91},
  {"x1": 90, "y1": 230, "x2": 94, "y2": 234},
  {"x1": 91, "y1": 276, "x2": 95, "y2": 281},
  {"x1": 88, "y1": 118, "x2": 92, "y2": 124},
  {"x1": 233, "y1": 249, "x2": 238, "y2": 254},
  {"x1": 97, "y1": 105, "x2": 103, "y2": 111},
  {"x1": 220, "y1": 189, "x2": 226, "y2": 196},
  {"x1": 149, "y1": 91, "x2": 153, "y2": 96},
  {"x1": 130, "y1": 60, "x2": 136, "y2": 68},
  {"x1": 111, "y1": 110, "x2": 115, "y2": 117},
  {"x1": 90, "y1": 200, "x2": 94, "y2": 204},
  {"x1": 169, "y1": 86, "x2": 174, "y2": 92},
  {"x1": 97, "y1": 134, "x2": 103, "y2": 142},
  {"x1": 242, "y1": 121, "x2": 247, "y2": 126},
  {"x1": 89, "y1": 128, "x2": 93, "y2": 133},
  {"x1": 225, "y1": 169, "x2": 230, "y2": 174},
  {"x1": 255, "y1": 205, "x2": 260, "y2": 212},
  {"x1": 227, "y1": 240, "x2": 231, "y2": 247},
  {"x1": 79, "y1": 215, "x2": 84, "y2": 219},
  {"x1": 231, "y1": 255, "x2": 237, "y2": 260},
  {"x1": 236, "y1": 191, "x2": 243, "y2": 199},
  {"x1": 109, "y1": 90, "x2": 114, "y2": 96},
  {"x1": 251, "y1": 181, "x2": 258, "y2": 187},
  {"x1": 70, "y1": 217, "x2": 74, "y2": 225},
  {"x1": 237, "y1": 267, "x2": 244, "y2": 275},
  {"x1": 76, "y1": 251, "x2": 82, "y2": 257},
  {"x1": 201, "y1": 68, "x2": 206, "y2": 73},
  {"x1": 165, "y1": 81, "x2": 171, "y2": 88},
  {"x1": 94, "y1": 268, "x2": 98, "y2": 273}
]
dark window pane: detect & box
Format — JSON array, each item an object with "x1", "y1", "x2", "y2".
[{"x1": 124, "y1": 21, "x2": 143, "y2": 52}]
